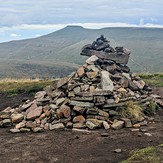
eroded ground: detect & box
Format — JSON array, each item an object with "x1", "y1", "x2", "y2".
[{"x1": 0, "y1": 88, "x2": 163, "y2": 163}]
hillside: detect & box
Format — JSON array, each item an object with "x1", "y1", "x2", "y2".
[{"x1": 0, "y1": 26, "x2": 163, "y2": 78}]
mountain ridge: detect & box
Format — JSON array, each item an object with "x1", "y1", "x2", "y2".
[{"x1": 0, "y1": 26, "x2": 163, "y2": 78}]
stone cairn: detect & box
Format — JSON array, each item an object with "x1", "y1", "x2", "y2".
[{"x1": 0, "y1": 36, "x2": 159, "y2": 133}]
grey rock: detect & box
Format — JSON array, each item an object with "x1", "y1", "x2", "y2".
[
  {"x1": 35, "y1": 91, "x2": 46, "y2": 99},
  {"x1": 73, "y1": 106, "x2": 85, "y2": 114},
  {"x1": 114, "y1": 149, "x2": 122, "y2": 153},
  {"x1": 86, "y1": 119, "x2": 103, "y2": 128},
  {"x1": 0, "y1": 112, "x2": 11, "y2": 119},
  {"x1": 15, "y1": 121, "x2": 26, "y2": 129},
  {"x1": 36, "y1": 97, "x2": 50, "y2": 103},
  {"x1": 26, "y1": 121, "x2": 37, "y2": 128},
  {"x1": 111, "y1": 121, "x2": 124, "y2": 130},
  {"x1": 10, "y1": 128, "x2": 20, "y2": 133},
  {"x1": 122, "y1": 73, "x2": 131, "y2": 80},
  {"x1": 140, "y1": 128, "x2": 148, "y2": 132},
  {"x1": 106, "y1": 99, "x2": 115, "y2": 104},
  {"x1": 49, "y1": 123, "x2": 64, "y2": 130},
  {"x1": 86, "y1": 121, "x2": 97, "y2": 130},
  {"x1": 133, "y1": 80, "x2": 145, "y2": 89},
  {"x1": 72, "y1": 128, "x2": 91, "y2": 133},
  {"x1": 101, "y1": 133, "x2": 109, "y2": 137},
  {"x1": 130, "y1": 128, "x2": 140, "y2": 132},
  {"x1": 107, "y1": 110, "x2": 119, "y2": 116},
  {"x1": 86, "y1": 108, "x2": 98, "y2": 115},
  {"x1": 101, "y1": 70, "x2": 114, "y2": 91},
  {"x1": 56, "y1": 98, "x2": 65, "y2": 106},
  {"x1": 86, "y1": 55, "x2": 99, "y2": 64},
  {"x1": 76, "y1": 90, "x2": 112, "y2": 96},
  {"x1": 32, "y1": 127, "x2": 44, "y2": 132},
  {"x1": 73, "y1": 86, "x2": 81, "y2": 94},
  {"x1": 87, "y1": 65, "x2": 99, "y2": 72},
  {"x1": 71, "y1": 96, "x2": 93, "y2": 102},
  {"x1": 121, "y1": 118, "x2": 132, "y2": 128},
  {"x1": 66, "y1": 122, "x2": 73, "y2": 128},
  {"x1": 120, "y1": 77, "x2": 129, "y2": 88},
  {"x1": 49, "y1": 104, "x2": 58, "y2": 110},
  {"x1": 98, "y1": 109, "x2": 109, "y2": 117},
  {"x1": 52, "y1": 76, "x2": 71, "y2": 89},
  {"x1": 20, "y1": 128, "x2": 30, "y2": 132},
  {"x1": 144, "y1": 132, "x2": 152, "y2": 136},
  {"x1": 73, "y1": 123, "x2": 86, "y2": 129},
  {"x1": 11, "y1": 113, "x2": 24, "y2": 123},
  {"x1": 20, "y1": 101, "x2": 33, "y2": 111},
  {"x1": 70, "y1": 101, "x2": 94, "y2": 107},
  {"x1": 51, "y1": 89, "x2": 64, "y2": 98},
  {"x1": 44, "y1": 85, "x2": 53, "y2": 96},
  {"x1": 26, "y1": 106, "x2": 43, "y2": 120},
  {"x1": 2, "y1": 119, "x2": 12, "y2": 127},
  {"x1": 103, "y1": 121, "x2": 110, "y2": 130}
]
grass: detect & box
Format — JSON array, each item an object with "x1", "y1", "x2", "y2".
[
  {"x1": 121, "y1": 144, "x2": 163, "y2": 163},
  {"x1": 139, "y1": 73, "x2": 163, "y2": 87},
  {"x1": 118, "y1": 101, "x2": 143, "y2": 121},
  {"x1": 0, "y1": 78, "x2": 52, "y2": 95}
]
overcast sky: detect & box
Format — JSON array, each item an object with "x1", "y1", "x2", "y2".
[{"x1": 0, "y1": 0, "x2": 163, "y2": 42}]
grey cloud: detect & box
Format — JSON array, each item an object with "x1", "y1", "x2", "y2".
[{"x1": 0, "y1": 0, "x2": 163, "y2": 26}]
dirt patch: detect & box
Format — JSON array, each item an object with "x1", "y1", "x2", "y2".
[
  {"x1": 0, "y1": 92, "x2": 34, "y2": 110},
  {"x1": 0, "y1": 88, "x2": 163, "y2": 163}
]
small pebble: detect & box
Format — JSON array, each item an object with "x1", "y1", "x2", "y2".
[
  {"x1": 114, "y1": 148, "x2": 122, "y2": 153},
  {"x1": 101, "y1": 133, "x2": 109, "y2": 137},
  {"x1": 144, "y1": 133, "x2": 152, "y2": 137}
]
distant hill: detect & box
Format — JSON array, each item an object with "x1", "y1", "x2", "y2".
[{"x1": 0, "y1": 25, "x2": 163, "y2": 78}]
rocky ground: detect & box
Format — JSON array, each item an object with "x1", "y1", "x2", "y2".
[{"x1": 0, "y1": 87, "x2": 162, "y2": 163}]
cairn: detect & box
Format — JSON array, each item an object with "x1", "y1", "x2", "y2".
[{"x1": 0, "y1": 36, "x2": 159, "y2": 133}]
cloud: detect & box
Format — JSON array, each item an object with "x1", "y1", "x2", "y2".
[
  {"x1": 139, "y1": 18, "x2": 144, "y2": 25},
  {"x1": 10, "y1": 33, "x2": 21, "y2": 37},
  {"x1": 0, "y1": 22, "x2": 163, "y2": 34},
  {"x1": 1, "y1": 0, "x2": 163, "y2": 26}
]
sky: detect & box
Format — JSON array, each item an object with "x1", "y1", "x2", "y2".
[{"x1": 0, "y1": 0, "x2": 163, "y2": 43}]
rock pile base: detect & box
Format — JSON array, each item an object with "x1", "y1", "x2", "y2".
[{"x1": 0, "y1": 55, "x2": 159, "y2": 133}]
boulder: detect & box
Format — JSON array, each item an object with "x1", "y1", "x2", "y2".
[{"x1": 26, "y1": 106, "x2": 43, "y2": 120}]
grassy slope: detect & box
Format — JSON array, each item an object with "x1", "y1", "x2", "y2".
[
  {"x1": 139, "y1": 73, "x2": 163, "y2": 87},
  {"x1": 0, "y1": 79, "x2": 52, "y2": 95}
]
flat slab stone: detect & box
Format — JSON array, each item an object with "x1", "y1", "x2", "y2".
[
  {"x1": 103, "y1": 102, "x2": 125, "y2": 108},
  {"x1": 26, "y1": 106, "x2": 43, "y2": 120},
  {"x1": 70, "y1": 101, "x2": 94, "y2": 107},
  {"x1": 101, "y1": 71, "x2": 114, "y2": 91},
  {"x1": 111, "y1": 121, "x2": 124, "y2": 130},
  {"x1": 34, "y1": 91, "x2": 46, "y2": 99},
  {"x1": 71, "y1": 96, "x2": 93, "y2": 102},
  {"x1": 49, "y1": 123, "x2": 64, "y2": 130},
  {"x1": 86, "y1": 55, "x2": 99, "y2": 64},
  {"x1": 76, "y1": 90, "x2": 112, "y2": 97}
]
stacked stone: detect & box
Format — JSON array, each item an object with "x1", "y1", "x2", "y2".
[{"x1": 0, "y1": 55, "x2": 156, "y2": 133}]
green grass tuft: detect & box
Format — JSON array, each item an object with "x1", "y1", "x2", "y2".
[
  {"x1": 121, "y1": 145, "x2": 163, "y2": 163},
  {"x1": 117, "y1": 101, "x2": 143, "y2": 121}
]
